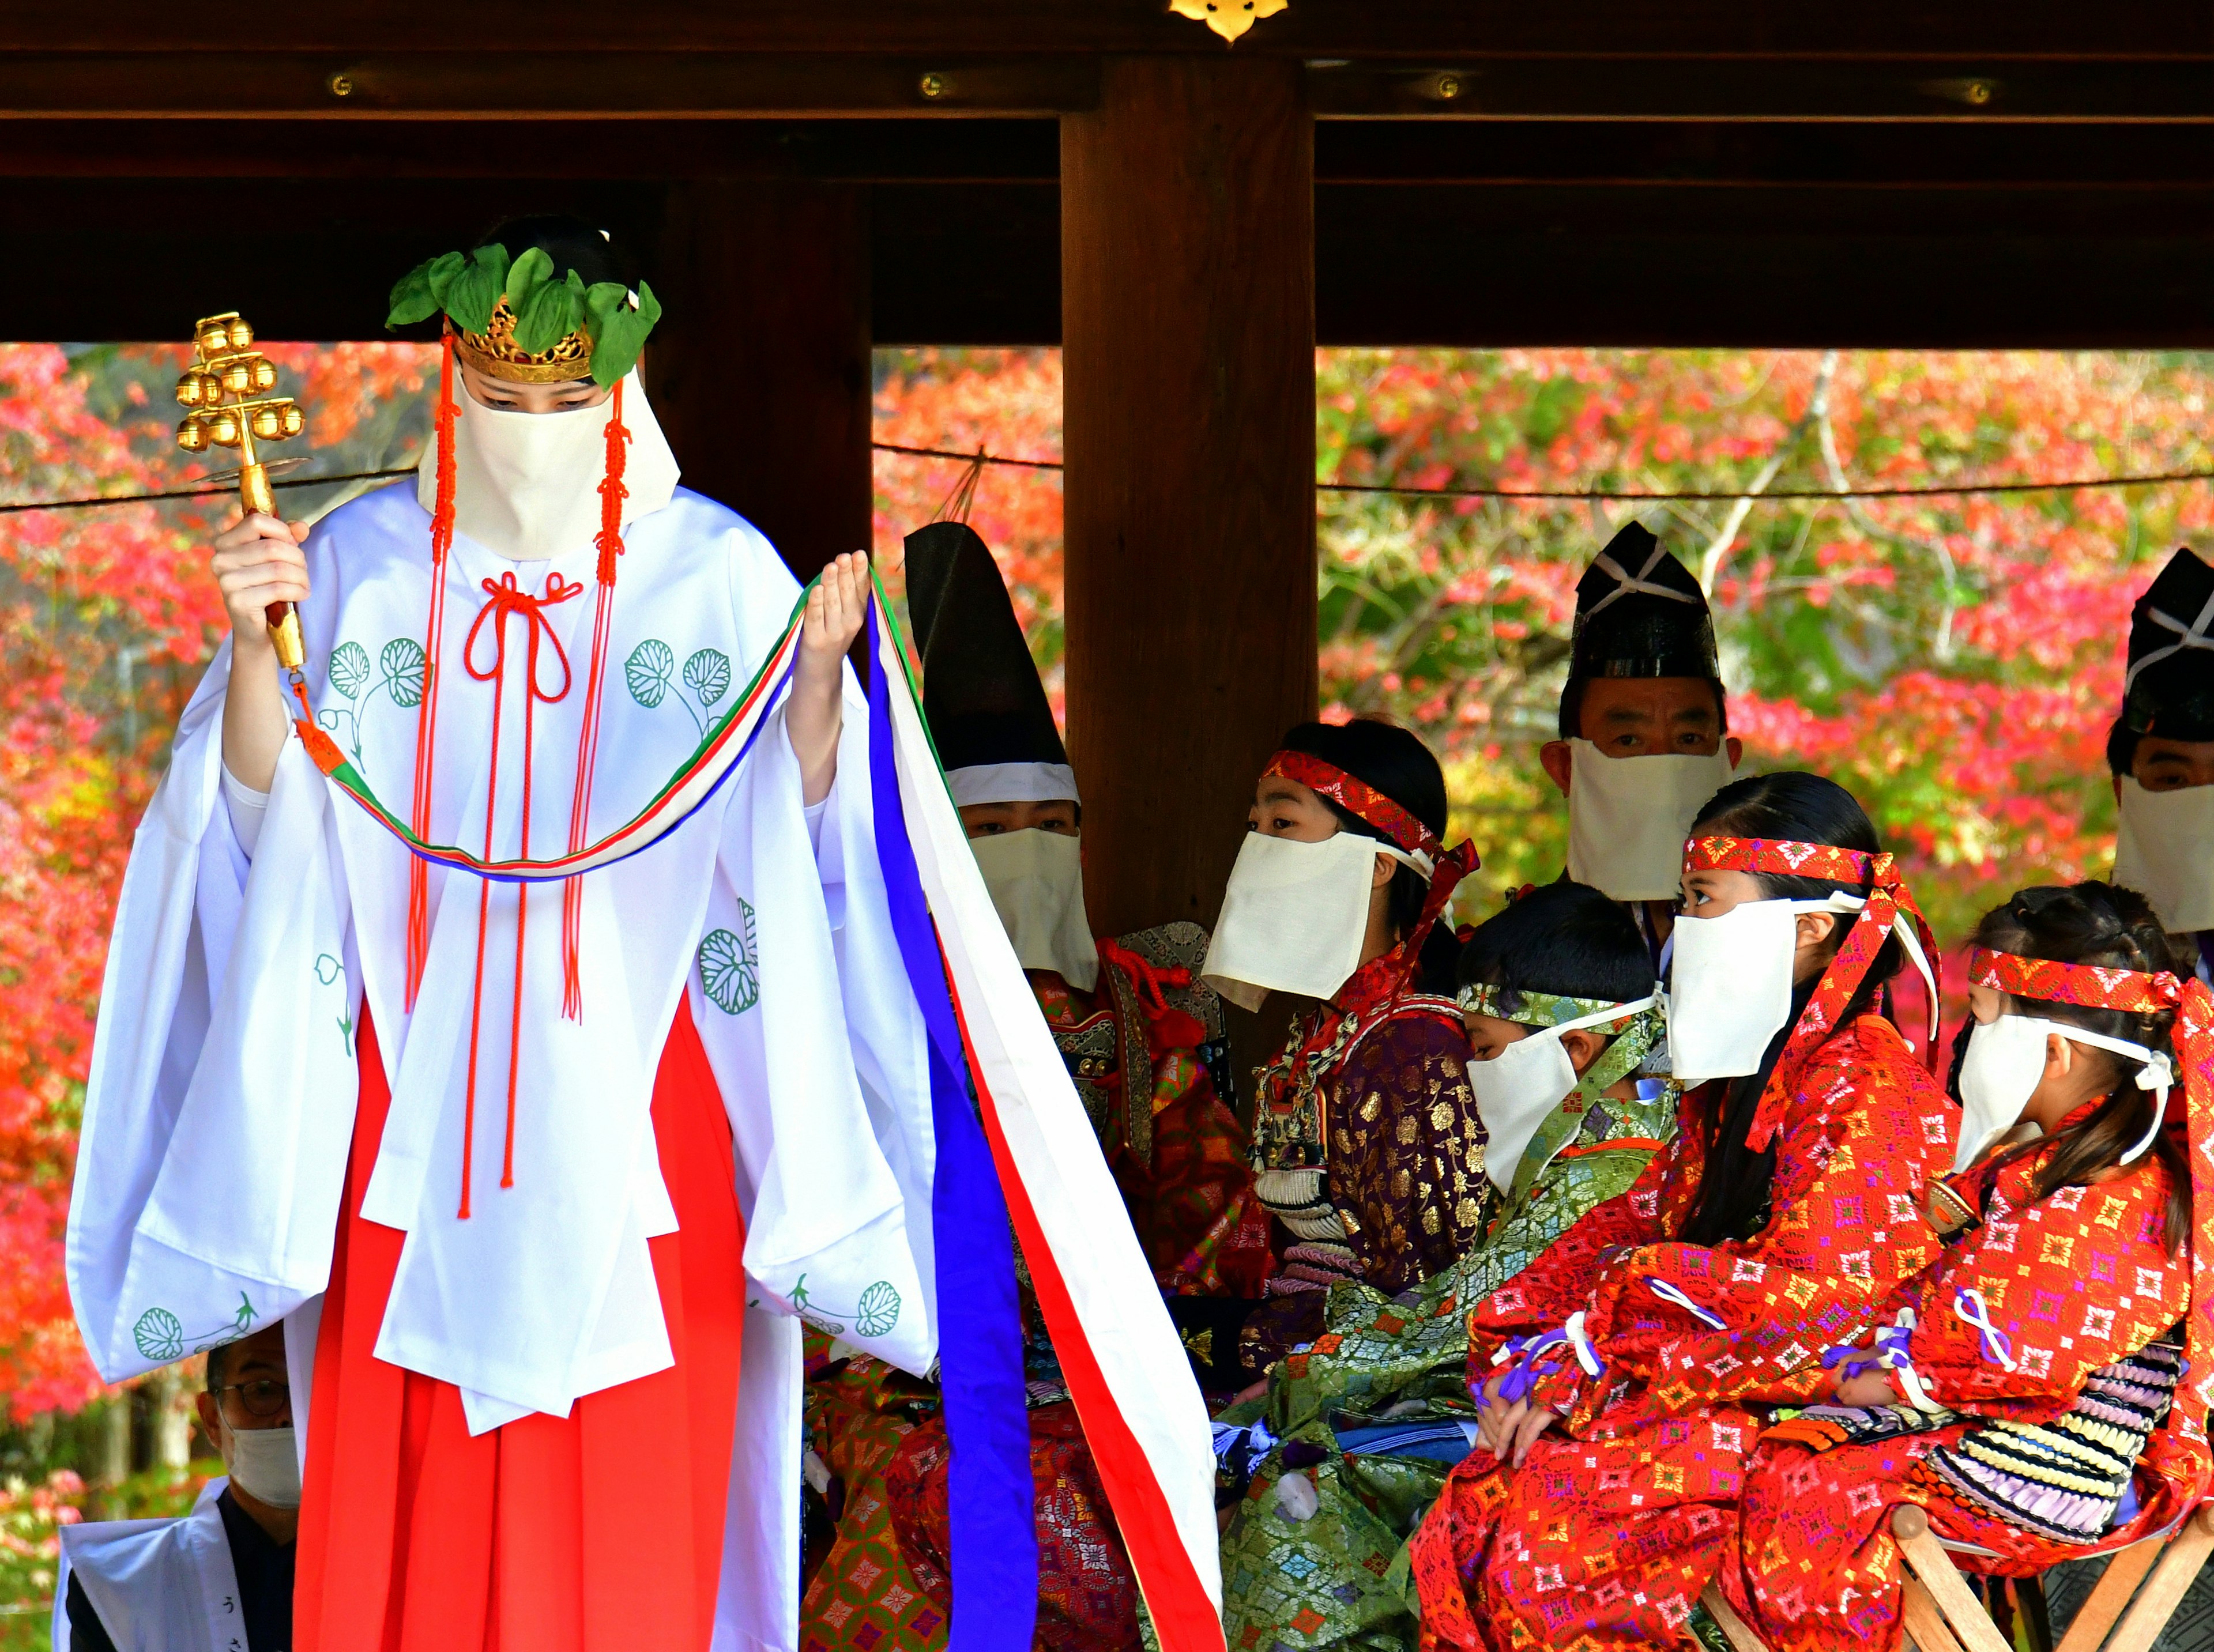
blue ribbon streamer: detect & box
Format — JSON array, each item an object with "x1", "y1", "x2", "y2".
[{"x1": 865, "y1": 599, "x2": 1039, "y2": 1651}]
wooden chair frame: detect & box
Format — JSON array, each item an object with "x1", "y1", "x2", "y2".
[{"x1": 1699, "y1": 1503, "x2": 2214, "y2": 1652}]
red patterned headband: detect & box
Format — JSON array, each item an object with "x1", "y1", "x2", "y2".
[
  {"x1": 1264, "y1": 750, "x2": 1441, "y2": 861},
  {"x1": 1684, "y1": 833, "x2": 1941, "y2": 1152},
  {"x1": 1968, "y1": 946, "x2": 2183, "y2": 1014},
  {"x1": 1684, "y1": 835, "x2": 1892, "y2": 888}
]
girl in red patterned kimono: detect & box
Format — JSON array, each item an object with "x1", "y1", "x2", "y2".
[
  {"x1": 1200, "y1": 719, "x2": 1490, "y2": 1378},
  {"x1": 1410, "y1": 771, "x2": 1954, "y2": 1650},
  {"x1": 1723, "y1": 882, "x2": 2212, "y2": 1650}
]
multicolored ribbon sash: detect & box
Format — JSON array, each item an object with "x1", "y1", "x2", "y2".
[{"x1": 290, "y1": 584, "x2": 807, "y2": 883}]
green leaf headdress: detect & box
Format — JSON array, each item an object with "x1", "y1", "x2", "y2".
[{"x1": 387, "y1": 243, "x2": 662, "y2": 386}]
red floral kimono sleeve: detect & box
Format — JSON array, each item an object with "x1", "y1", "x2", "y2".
[
  {"x1": 1891, "y1": 1159, "x2": 2190, "y2": 1418},
  {"x1": 1464, "y1": 1092, "x2": 1692, "y2": 1369},
  {"x1": 1574, "y1": 1019, "x2": 1953, "y2": 1417}
]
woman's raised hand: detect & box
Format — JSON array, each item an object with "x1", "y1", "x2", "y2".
[
  {"x1": 788, "y1": 550, "x2": 869, "y2": 806},
  {"x1": 212, "y1": 512, "x2": 310, "y2": 794}
]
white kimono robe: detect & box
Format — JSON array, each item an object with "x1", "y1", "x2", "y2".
[
  {"x1": 66, "y1": 477, "x2": 936, "y2": 1647},
  {"x1": 54, "y1": 1478, "x2": 240, "y2": 1652}
]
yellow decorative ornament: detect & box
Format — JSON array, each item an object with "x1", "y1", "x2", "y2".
[{"x1": 1169, "y1": 0, "x2": 1286, "y2": 44}]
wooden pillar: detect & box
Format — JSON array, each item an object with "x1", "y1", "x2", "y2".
[
  {"x1": 1061, "y1": 58, "x2": 1317, "y2": 937},
  {"x1": 649, "y1": 180, "x2": 873, "y2": 584}
]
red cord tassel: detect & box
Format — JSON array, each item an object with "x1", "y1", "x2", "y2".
[
  {"x1": 404, "y1": 333, "x2": 460, "y2": 1010},
  {"x1": 562, "y1": 379, "x2": 632, "y2": 1018}
]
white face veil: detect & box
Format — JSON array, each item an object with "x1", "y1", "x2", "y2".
[
  {"x1": 967, "y1": 827, "x2": 1098, "y2": 991},
  {"x1": 2114, "y1": 778, "x2": 2214, "y2": 934},
  {"x1": 1564, "y1": 739, "x2": 1737, "y2": 903},
  {"x1": 417, "y1": 370, "x2": 681, "y2": 561},
  {"x1": 1200, "y1": 830, "x2": 1426, "y2": 1012}
]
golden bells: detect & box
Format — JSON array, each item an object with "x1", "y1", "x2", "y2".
[{"x1": 177, "y1": 312, "x2": 309, "y2": 671}]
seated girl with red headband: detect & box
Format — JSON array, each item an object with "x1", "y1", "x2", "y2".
[
  {"x1": 1409, "y1": 770, "x2": 1956, "y2": 1650},
  {"x1": 1198, "y1": 718, "x2": 1489, "y2": 1379},
  {"x1": 1722, "y1": 881, "x2": 2210, "y2": 1650}
]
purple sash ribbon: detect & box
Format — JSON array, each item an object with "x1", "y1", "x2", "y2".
[{"x1": 867, "y1": 603, "x2": 1039, "y2": 1651}]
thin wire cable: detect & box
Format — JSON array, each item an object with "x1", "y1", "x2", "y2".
[
  {"x1": 0, "y1": 466, "x2": 416, "y2": 516},
  {"x1": 12, "y1": 447, "x2": 2214, "y2": 516},
  {"x1": 872, "y1": 440, "x2": 2214, "y2": 502}
]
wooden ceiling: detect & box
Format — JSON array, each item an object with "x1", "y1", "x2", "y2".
[{"x1": 9, "y1": 2, "x2": 2214, "y2": 346}]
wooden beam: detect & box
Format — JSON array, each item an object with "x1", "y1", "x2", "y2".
[
  {"x1": 871, "y1": 184, "x2": 1060, "y2": 345},
  {"x1": 14, "y1": 52, "x2": 2214, "y2": 123},
  {"x1": 1315, "y1": 119, "x2": 2214, "y2": 186},
  {"x1": 0, "y1": 119, "x2": 1058, "y2": 180},
  {"x1": 6, "y1": 1, "x2": 2209, "y2": 58},
  {"x1": 1314, "y1": 183, "x2": 2214, "y2": 348},
  {"x1": 649, "y1": 180, "x2": 873, "y2": 584},
  {"x1": 14, "y1": 171, "x2": 2214, "y2": 349},
  {"x1": 1060, "y1": 56, "x2": 1317, "y2": 937},
  {"x1": 1306, "y1": 58, "x2": 2214, "y2": 121},
  {"x1": 0, "y1": 54, "x2": 1096, "y2": 118}
]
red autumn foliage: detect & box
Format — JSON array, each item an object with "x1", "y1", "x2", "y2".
[{"x1": 0, "y1": 341, "x2": 430, "y2": 1419}]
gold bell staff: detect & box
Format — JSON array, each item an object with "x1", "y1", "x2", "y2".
[{"x1": 175, "y1": 313, "x2": 310, "y2": 673}]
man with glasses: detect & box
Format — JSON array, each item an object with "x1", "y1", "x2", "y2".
[{"x1": 58, "y1": 1325, "x2": 296, "y2": 1650}]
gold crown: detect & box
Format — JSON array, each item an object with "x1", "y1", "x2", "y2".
[{"x1": 452, "y1": 296, "x2": 594, "y2": 384}]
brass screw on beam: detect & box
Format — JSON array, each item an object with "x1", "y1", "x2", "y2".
[
  {"x1": 328, "y1": 71, "x2": 353, "y2": 97},
  {"x1": 1434, "y1": 74, "x2": 1463, "y2": 101},
  {"x1": 1966, "y1": 80, "x2": 1993, "y2": 105},
  {"x1": 918, "y1": 73, "x2": 948, "y2": 100}
]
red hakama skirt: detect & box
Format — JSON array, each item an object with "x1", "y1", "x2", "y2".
[{"x1": 295, "y1": 1001, "x2": 747, "y2": 1652}]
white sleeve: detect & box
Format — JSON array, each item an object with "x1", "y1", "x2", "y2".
[
  {"x1": 220, "y1": 761, "x2": 271, "y2": 859},
  {"x1": 66, "y1": 640, "x2": 362, "y2": 1383}
]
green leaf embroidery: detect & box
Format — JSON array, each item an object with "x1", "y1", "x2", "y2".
[
  {"x1": 626, "y1": 639, "x2": 675, "y2": 708},
  {"x1": 329, "y1": 641, "x2": 371, "y2": 700},
  {"x1": 585, "y1": 280, "x2": 661, "y2": 385},
  {"x1": 698, "y1": 903, "x2": 759, "y2": 1016},
  {"x1": 782, "y1": 1276, "x2": 901, "y2": 1340},
  {"x1": 132, "y1": 1307, "x2": 183, "y2": 1362},
  {"x1": 683, "y1": 648, "x2": 732, "y2": 708},
  {"x1": 381, "y1": 638, "x2": 427, "y2": 709},
  {"x1": 443, "y1": 244, "x2": 511, "y2": 337},
  {"x1": 130, "y1": 1292, "x2": 258, "y2": 1364},
  {"x1": 855, "y1": 1281, "x2": 902, "y2": 1338}
]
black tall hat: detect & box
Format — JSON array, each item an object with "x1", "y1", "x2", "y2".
[
  {"x1": 1568, "y1": 523, "x2": 1719, "y2": 681},
  {"x1": 2122, "y1": 548, "x2": 2214, "y2": 740},
  {"x1": 903, "y1": 521, "x2": 1076, "y2": 803}
]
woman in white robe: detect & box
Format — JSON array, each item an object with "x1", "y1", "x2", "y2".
[{"x1": 66, "y1": 217, "x2": 936, "y2": 1652}]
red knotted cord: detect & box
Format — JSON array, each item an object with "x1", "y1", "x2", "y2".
[
  {"x1": 453, "y1": 571, "x2": 581, "y2": 1219},
  {"x1": 561, "y1": 378, "x2": 631, "y2": 1019},
  {"x1": 1093, "y1": 937, "x2": 1191, "y2": 1020},
  {"x1": 405, "y1": 333, "x2": 461, "y2": 1009}
]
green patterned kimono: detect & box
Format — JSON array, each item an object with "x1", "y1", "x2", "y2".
[{"x1": 1218, "y1": 996, "x2": 1676, "y2": 1652}]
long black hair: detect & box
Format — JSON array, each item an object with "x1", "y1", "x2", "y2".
[
  {"x1": 1974, "y1": 882, "x2": 2189, "y2": 1253},
  {"x1": 1680, "y1": 771, "x2": 1902, "y2": 1245},
  {"x1": 1277, "y1": 718, "x2": 1458, "y2": 994}
]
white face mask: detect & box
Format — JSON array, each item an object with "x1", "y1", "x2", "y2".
[
  {"x1": 2114, "y1": 778, "x2": 2214, "y2": 933},
  {"x1": 1953, "y1": 1012, "x2": 2174, "y2": 1175},
  {"x1": 417, "y1": 369, "x2": 681, "y2": 562},
  {"x1": 1667, "y1": 890, "x2": 1939, "y2": 1088},
  {"x1": 1565, "y1": 741, "x2": 1736, "y2": 902},
  {"x1": 1467, "y1": 995, "x2": 1658, "y2": 1194},
  {"x1": 968, "y1": 827, "x2": 1098, "y2": 991},
  {"x1": 1666, "y1": 898, "x2": 1804, "y2": 1087},
  {"x1": 1203, "y1": 830, "x2": 1411, "y2": 1012},
  {"x1": 220, "y1": 1420, "x2": 302, "y2": 1509}
]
